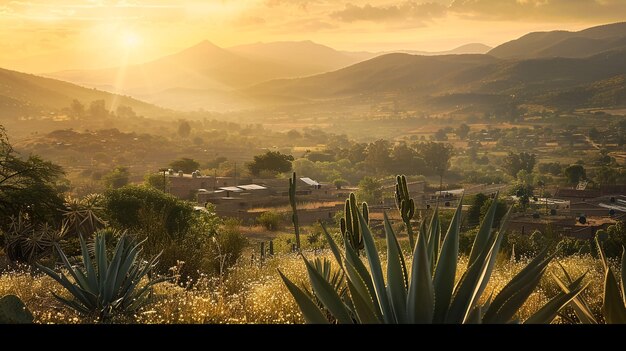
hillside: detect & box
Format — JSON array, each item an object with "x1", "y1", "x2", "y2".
[
  {"x1": 229, "y1": 40, "x2": 361, "y2": 76},
  {"x1": 489, "y1": 22, "x2": 626, "y2": 58},
  {"x1": 46, "y1": 40, "x2": 370, "y2": 111},
  {"x1": 244, "y1": 49, "x2": 626, "y2": 110},
  {"x1": 246, "y1": 54, "x2": 498, "y2": 100},
  {"x1": 0, "y1": 67, "x2": 166, "y2": 119}
]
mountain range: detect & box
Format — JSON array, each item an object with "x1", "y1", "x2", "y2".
[
  {"x1": 2, "y1": 22, "x2": 626, "y2": 118},
  {"x1": 44, "y1": 41, "x2": 492, "y2": 111}
]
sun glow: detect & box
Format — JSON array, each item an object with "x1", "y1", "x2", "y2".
[{"x1": 121, "y1": 32, "x2": 141, "y2": 49}]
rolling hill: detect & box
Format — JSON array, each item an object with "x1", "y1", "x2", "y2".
[
  {"x1": 0, "y1": 67, "x2": 166, "y2": 119},
  {"x1": 46, "y1": 40, "x2": 369, "y2": 111},
  {"x1": 244, "y1": 48, "x2": 626, "y2": 110},
  {"x1": 489, "y1": 22, "x2": 626, "y2": 59}
]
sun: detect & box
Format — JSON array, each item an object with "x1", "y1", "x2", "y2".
[{"x1": 121, "y1": 32, "x2": 141, "y2": 49}]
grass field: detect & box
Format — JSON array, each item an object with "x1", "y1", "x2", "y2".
[{"x1": 0, "y1": 251, "x2": 608, "y2": 324}]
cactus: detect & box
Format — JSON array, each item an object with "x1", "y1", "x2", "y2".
[
  {"x1": 340, "y1": 193, "x2": 368, "y2": 255},
  {"x1": 395, "y1": 175, "x2": 416, "y2": 249},
  {"x1": 288, "y1": 172, "x2": 301, "y2": 250},
  {"x1": 0, "y1": 295, "x2": 33, "y2": 324}
]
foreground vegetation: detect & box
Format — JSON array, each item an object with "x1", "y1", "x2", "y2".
[{"x1": 0, "y1": 252, "x2": 610, "y2": 324}]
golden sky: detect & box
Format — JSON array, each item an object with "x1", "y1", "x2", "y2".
[{"x1": 1, "y1": 0, "x2": 625, "y2": 73}]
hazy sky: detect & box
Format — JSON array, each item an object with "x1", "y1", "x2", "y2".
[{"x1": 1, "y1": 0, "x2": 625, "y2": 72}]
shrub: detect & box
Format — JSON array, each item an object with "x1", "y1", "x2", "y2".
[
  {"x1": 208, "y1": 219, "x2": 248, "y2": 276},
  {"x1": 257, "y1": 211, "x2": 283, "y2": 231},
  {"x1": 102, "y1": 185, "x2": 194, "y2": 237}
]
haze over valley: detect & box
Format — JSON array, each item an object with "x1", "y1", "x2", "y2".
[{"x1": 3, "y1": 1, "x2": 626, "y2": 325}]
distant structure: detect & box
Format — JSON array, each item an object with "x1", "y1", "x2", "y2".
[{"x1": 507, "y1": 185, "x2": 626, "y2": 239}]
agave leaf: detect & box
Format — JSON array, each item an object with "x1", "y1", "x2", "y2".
[
  {"x1": 427, "y1": 207, "x2": 441, "y2": 269},
  {"x1": 96, "y1": 234, "x2": 107, "y2": 290},
  {"x1": 447, "y1": 224, "x2": 504, "y2": 323},
  {"x1": 553, "y1": 273, "x2": 597, "y2": 324},
  {"x1": 524, "y1": 275, "x2": 587, "y2": 324},
  {"x1": 383, "y1": 213, "x2": 408, "y2": 323},
  {"x1": 278, "y1": 269, "x2": 329, "y2": 324},
  {"x1": 596, "y1": 238, "x2": 626, "y2": 324},
  {"x1": 433, "y1": 200, "x2": 462, "y2": 323},
  {"x1": 51, "y1": 292, "x2": 90, "y2": 315},
  {"x1": 342, "y1": 247, "x2": 383, "y2": 321},
  {"x1": 102, "y1": 236, "x2": 127, "y2": 303},
  {"x1": 602, "y1": 266, "x2": 626, "y2": 323},
  {"x1": 483, "y1": 248, "x2": 550, "y2": 323},
  {"x1": 465, "y1": 306, "x2": 482, "y2": 324},
  {"x1": 320, "y1": 222, "x2": 343, "y2": 268},
  {"x1": 357, "y1": 208, "x2": 392, "y2": 323},
  {"x1": 621, "y1": 248, "x2": 626, "y2": 307},
  {"x1": 54, "y1": 243, "x2": 90, "y2": 292},
  {"x1": 347, "y1": 280, "x2": 380, "y2": 324},
  {"x1": 79, "y1": 235, "x2": 98, "y2": 290},
  {"x1": 467, "y1": 192, "x2": 499, "y2": 267},
  {"x1": 303, "y1": 256, "x2": 353, "y2": 324},
  {"x1": 407, "y1": 221, "x2": 434, "y2": 324}
]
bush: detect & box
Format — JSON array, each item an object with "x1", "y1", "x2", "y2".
[
  {"x1": 257, "y1": 211, "x2": 283, "y2": 231},
  {"x1": 208, "y1": 218, "x2": 248, "y2": 276},
  {"x1": 103, "y1": 185, "x2": 194, "y2": 237},
  {"x1": 556, "y1": 237, "x2": 592, "y2": 257}
]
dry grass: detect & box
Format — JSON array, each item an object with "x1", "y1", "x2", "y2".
[
  {"x1": 0, "y1": 252, "x2": 609, "y2": 324},
  {"x1": 247, "y1": 201, "x2": 342, "y2": 213}
]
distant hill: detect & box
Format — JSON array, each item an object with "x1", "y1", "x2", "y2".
[
  {"x1": 0, "y1": 67, "x2": 166, "y2": 119},
  {"x1": 244, "y1": 48, "x2": 626, "y2": 110},
  {"x1": 229, "y1": 40, "x2": 361, "y2": 76},
  {"x1": 46, "y1": 40, "x2": 494, "y2": 111},
  {"x1": 397, "y1": 43, "x2": 492, "y2": 56},
  {"x1": 47, "y1": 40, "x2": 370, "y2": 111},
  {"x1": 245, "y1": 54, "x2": 498, "y2": 100},
  {"x1": 489, "y1": 22, "x2": 626, "y2": 58}
]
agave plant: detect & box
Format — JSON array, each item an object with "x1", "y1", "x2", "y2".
[
  {"x1": 62, "y1": 194, "x2": 106, "y2": 238},
  {"x1": 37, "y1": 232, "x2": 169, "y2": 321},
  {"x1": 280, "y1": 193, "x2": 587, "y2": 324},
  {"x1": 596, "y1": 236, "x2": 626, "y2": 323},
  {"x1": 553, "y1": 236, "x2": 626, "y2": 324},
  {"x1": 5, "y1": 214, "x2": 67, "y2": 263}
]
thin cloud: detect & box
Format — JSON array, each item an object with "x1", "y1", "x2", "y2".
[
  {"x1": 331, "y1": 1, "x2": 447, "y2": 23},
  {"x1": 449, "y1": 0, "x2": 626, "y2": 22}
]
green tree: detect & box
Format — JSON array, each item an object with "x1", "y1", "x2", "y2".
[
  {"x1": 144, "y1": 172, "x2": 170, "y2": 192},
  {"x1": 390, "y1": 142, "x2": 424, "y2": 175},
  {"x1": 178, "y1": 120, "x2": 191, "y2": 138},
  {"x1": 466, "y1": 193, "x2": 488, "y2": 227},
  {"x1": 502, "y1": 152, "x2": 536, "y2": 177},
  {"x1": 357, "y1": 176, "x2": 383, "y2": 205},
  {"x1": 480, "y1": 198, "x2": 508, "y2": 228},
  {"x1": 103, "y1": 166, "x2": 130, "y2": 189},
  {"x1": 418, "y1": 142, "x2": 453, "y2": 191},
  {"x1": 88, "y1": 100, "x2": 109, "y2": 119},
  {"x1": 0, "y1": 125, "x2": 65, "y2": 225},
  {"x1": 116, "y1": 105, "x2": 136, "y2": 119},
  {"x1": 170, "y1": 158, "x2": 200, "y2": 174},
  {"x1": 333, "y1": 178, "x2": 348, "y2": 190},
  {"x1": 247, "y1": 151, "x2": 294, "y2": 177},
  {"x1": 455, "y1": 123, "x2": 470, "y2": 140},
  {"x1": 433, "y1": 128, "x2": 448, "y2": 141},
  {"x1": 365, "y1": 139, "x2": 392, "y2": 174},
  {"x1": 69, "y1": 99, "x2": 85, "y2": 119},
  {"x1": 564, "y1": 164, "x2": 586, "y2": 184}
]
